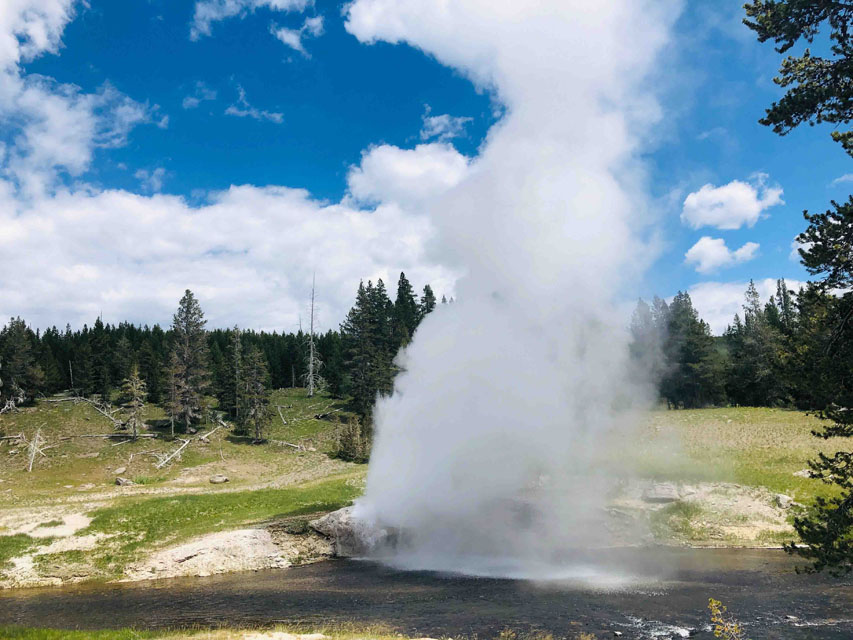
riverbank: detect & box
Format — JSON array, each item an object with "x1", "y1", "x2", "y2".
[
  {"x1": 1, "y1": 401, "x2": 846, "y2": 589},
  {"x1": 2, "y1": 550, "x2": 851, "y2": 640}
]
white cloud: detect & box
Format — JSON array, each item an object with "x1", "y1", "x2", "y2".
[
  {"x1": 420, "y1": 108, "x2": 472, "y2": 142},
  {"x1": 190, "y1": 0, "x2": 311, "y2": 40},
  {"x1": 0, "y1": 184, "x2": 457, "y2": 331},
  {"x1": 270, "y1": 15, "x2": 323, "y2": 55},
  {"x1": 347, "y1": 143, "x2": 469, "y2": 209},
  {"x1": 134, "y1": 167, "x2": 167, "y2": 193},
  {"x1": 224, "y1": 86, "x2": 283, "y2": 123},
  {"x1": 182, "y1": 81, "x2": 217, "y2": 109},
  {"x1": 687, "y1": 278, "x2": 806, "y2": 335},
  {"x1": 684, "y1": 236, "x2": 759, "y2": 273},
  {"x1": 831, "y1": 173, "x2": 853, "y2": 185},
  {"x1": 0, "y1": 0, "x2": 76, "y2": 68},
  {"x1": 1, "y1": 73, "x2": 153, "y2": 197},
  {"x1": 681, "y1": 174, "x2": 783, "y2": 230}
]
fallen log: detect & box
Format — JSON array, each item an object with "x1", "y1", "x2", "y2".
[{"x1": 155, "y1": 438, "x2": 190, "y2": 469}]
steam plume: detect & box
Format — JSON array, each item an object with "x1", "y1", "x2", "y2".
[{"x1": 346, "y1": 0, "x2": 681, "y2": 577}]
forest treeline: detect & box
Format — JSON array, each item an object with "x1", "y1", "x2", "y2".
[
  {"x1": 2, "y1": 270, "x2": 837, "y2": 423},
  {"x1": 0, "y1": 272, "x2": 439, "y2": 430},
  {"x1": 631, "y1": 278, "x2": 840, "y2": 412}
]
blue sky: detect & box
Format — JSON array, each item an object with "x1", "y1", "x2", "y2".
[{"x1": 1, "y1": 0, "x2": 850, "y2": 334}]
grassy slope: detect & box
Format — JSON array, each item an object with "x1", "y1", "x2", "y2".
[
  {"x1": 0, "y1": 389, "x2": 353, "y2": 505},
  {"x1": 0, "y1": 389, "x2": 366, "y2": 581},
  {"x1": 625, "y1": 406, "x2": 846, "y2": 501}
]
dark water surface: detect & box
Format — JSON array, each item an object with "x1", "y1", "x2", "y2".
[{"x1": 1, "y1": 549, "x2": 851, "y2": 639}]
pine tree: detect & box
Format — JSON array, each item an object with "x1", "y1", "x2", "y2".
[
  {"x1": 661, "y1": 292, "x2": 727, "y2": 408},
  {"x1": 168, "y1": 290, "x2": 210, "y2": 430},
  {"x1": 784, "y1": 199, "x2": 853, "y2": 574},
  {"x1": 137, "y1": 341, "x2": 162, "y2": 404},
  {"x1": 393, "y1": 272, "x2": 419, "y2": 347},
  {"x1": 90, "y1": 317, "x2": 112, "y2": 400},
  {"x1": 219, "y1": 327, "x2": 242, "y2": 419},
  {"x1": 121, "y1": 364, "x2": 147, "y2": 440},
  {"x1": 113, "y1": 336, "x2": 134, "y2": 385},
  {"x1": 239, "y1": 346, "x2": 269, "y2": 442},
  {"x1": 726, "y1": 280, "x2": 786, "y2": 406},
  {"x1": 164, "y1": 350, "x2": 181, "y2": 438},
  {"x1": 341, "y1": 282, "x2": 376, "y2": 417},
  {"x1": 0, "y1": 318, "x2": 44, "y2": 409},
  {"x1": 419, "y1": 284, "x2": 437, "y2": 321},
  {"x1": 629, "y1": 298, "x2": 667, "y2": 388}
]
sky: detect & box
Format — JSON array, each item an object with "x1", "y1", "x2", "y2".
[{"x1": 0, "y1": 0, "x2": 850, "y2": 335}]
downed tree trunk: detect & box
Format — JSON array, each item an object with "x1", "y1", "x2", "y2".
[{"x1": 155, "y1": 439, "x2": 190, "y2": 469}]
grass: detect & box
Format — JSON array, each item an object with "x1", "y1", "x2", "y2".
[
  {"x1": 649, "y1": 501, "x2": 706, "y2": 540},
  {"x1": 84, "y1": 473, "x2": 363, "y2": 576},
  {"x1": 0, "y1": 534, "x2": 41, "y2": 569},
  {"x1": 0, "y1": 388, "x2": 355, "y2": 507},
  {"x1": 623, "y1": 406, "x2": 849, "y2": 502}
]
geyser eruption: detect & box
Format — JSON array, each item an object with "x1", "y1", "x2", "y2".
[{"x1": 345, "y1": 0, "x2": 680, "y2": 577}]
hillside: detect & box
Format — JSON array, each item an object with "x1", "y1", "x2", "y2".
[{"x1": 0, "y1": 389, "x2": 366, "y2": 588}]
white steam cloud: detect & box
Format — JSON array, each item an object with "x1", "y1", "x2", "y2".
[{"x1": 347, "y1": 0, "x2": 680, "y2": 577}]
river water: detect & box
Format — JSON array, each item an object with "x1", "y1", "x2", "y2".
[{"x1": 1, "y1": 549, "x2": 851, "y2": 639}]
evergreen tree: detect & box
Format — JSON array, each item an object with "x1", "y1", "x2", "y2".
[
  {"x1": 121, "y1": 364, "x2": 147, "y2": 440},
  {"x1": 113, "y1": 336, "x2": 134, "y2": 385},
  {"x1": 219, "y1": 327, "x2": 242, "y2": 419},
  {"x1": 239, "y1": 346, "x2": 269, "y2": 442},
  {"x1": 0, "y1": 318, "x2": 44, "y2": 408},
  {"x1": 137, "y1": 341, "x2": 162, "y2": 404},
  {"x1": 72, "y1": 341, "x2": 93, "y2": 397},
  {"x1": 90, "y1": 317, "x2": 112, "y2": 400},
  {"x1": 164, "y1": 350, "x2": 181, "y2": 438},
  {"x1": 393, "y1": 272, "x2": 419, "y2": 347},
  {"x1": 419, "y1": 284, "x2": 437, "y2": 321},
  {"x1": 661, "y1": 292, "x2": 727, "y2": 408},
  {"x1": 745, "y1": 1, "x2": 853, "y2": 156},
  {"x1": 629, "y1": 298, "x2": 667, "y2": 387},
  {"x1": 341, "y1": 282, "x2": 376, "y2": 417},
  {"x1": 783, "y1": 199, "x2": 853, "y2": 574},
  {"x1": 168, "y1": 290, "x2": 210, "y2": 430},
  {"x1": 725, "y1": 280, "x2": 786, "y2": 406}
]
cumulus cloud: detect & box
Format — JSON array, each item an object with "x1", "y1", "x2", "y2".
[
  {"x1": 688, "y1": 278, "x2": 806, "y2": 335},
  {"x1": 190, "y1": 0, "x2": 311, "y2": 40},
  {"x1": 346, "y1": 143, "x2": 469, "y2": 209},
  {"x1": 0, "y1": 183, "x2": 458, "y2": 331},
  {"x1": 0, "y1": 0, "x2": 76, "y2": 68},
  {"x1": 225, "y1": 85, "x2": 283, "y2": 123},
  {"x1": 182, "y1": 81, "x2": 217, "y2": 109},
  {"x1": 684, "y1": 236, "x2": 759, "y2": 273},
  {"x1": 0, "y1": 5, "x2": 155, "y2": 198},
  {"x1": 420, "y1": 107, "x2": 472, "y2": 141},
  {"x1": 681, "y1": 174, "x2": 783, "y2": 230},
  {"x1": 270, "y1": 15, "x2": 323, "y2": 55}
]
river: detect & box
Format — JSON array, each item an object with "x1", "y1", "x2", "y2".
[{"x1": 1, "y1": 548, "x2": 851, "y2": 639}]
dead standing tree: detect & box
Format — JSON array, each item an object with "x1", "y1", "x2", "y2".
[{"x1": 304, "y1": 275, "x2": 325, "y2": 397}]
